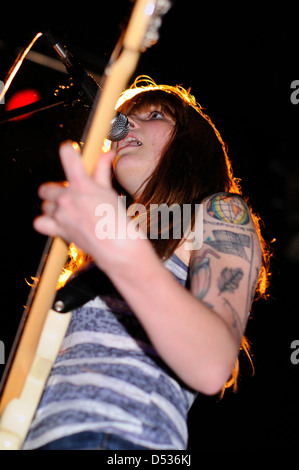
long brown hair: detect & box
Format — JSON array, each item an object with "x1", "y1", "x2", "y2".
[
  {"x1": 114, "y1": 76, "x2": 271, "y2": 393},
  {"x1": 115, "y1": 76, "x2": 270, "y2": 297}
]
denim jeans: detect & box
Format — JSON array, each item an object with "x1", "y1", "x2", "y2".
[{"x1": 36, "y1": 431, "x2": 149, "y2": 450}]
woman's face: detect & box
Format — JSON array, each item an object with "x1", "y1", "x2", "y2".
[{"x1": 113, "y1": 104, "x2": 176, "y2": 197}]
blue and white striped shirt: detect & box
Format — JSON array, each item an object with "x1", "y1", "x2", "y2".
[{"x1": 23, "y1": 254, "x2": 197, "y2": 450}]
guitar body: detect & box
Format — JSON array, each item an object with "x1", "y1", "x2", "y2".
[
  {"x1": 0, "y1": 0, "x2": 170, "y2": 450},
  {"x1": 0, "y1": 309, "x2": 71, "y2": 449}
]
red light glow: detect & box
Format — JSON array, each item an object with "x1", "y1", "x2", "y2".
[{"x1": 6, "y1": 89, "x2": 41, "y2": 120}]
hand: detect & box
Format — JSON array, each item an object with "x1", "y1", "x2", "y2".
[{"x1": 33, "y1": 142, "x2": 133, "y2": 272}]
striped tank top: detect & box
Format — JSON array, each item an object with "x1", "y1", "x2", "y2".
[{"x1": 23, "y1": 254, "x2": 197, "y2": 450}]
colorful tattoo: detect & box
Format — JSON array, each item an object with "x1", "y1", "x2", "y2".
[{"x1": 207, "y1": 194, "x2": 250, "y2": 225}]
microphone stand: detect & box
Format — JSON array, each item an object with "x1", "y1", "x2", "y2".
[
  {"x1": 0, "y1": 31, "x2": 129, "y2": 140},
  {"x1": 43, "y1": 30, "x2": 100, "y2": 107}
]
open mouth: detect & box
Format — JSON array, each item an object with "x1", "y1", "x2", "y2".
[{"x1": 118, "y1": 136, "x2": 142, "y2": 151}]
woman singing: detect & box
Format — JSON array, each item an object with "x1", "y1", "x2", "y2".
[{"x1": 24, "y1": 77, "x2": 269, "y2": 450}]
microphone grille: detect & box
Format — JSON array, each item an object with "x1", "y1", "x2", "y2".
[{"x1": 108, "y1": 112, "x2": 130, "y2": 141}]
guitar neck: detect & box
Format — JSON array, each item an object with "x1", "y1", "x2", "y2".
[
  {"x1": 0, "y1": 0, "x2": 171, "y2": 445},
  {"x1": 0, "y1": 48, "x2": 136, "y2": 414}
]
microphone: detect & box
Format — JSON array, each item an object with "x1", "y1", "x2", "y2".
[
  {"x1": 108, "y1": 112, "x2": 130, "y2": 142},
  {"x1": 43, "y1": 31, "x2": 129, "y2": 142}
]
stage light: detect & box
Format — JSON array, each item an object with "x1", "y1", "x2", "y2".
[{"x1": 6, "y1": 88, "x2": 41, "y2": 120}]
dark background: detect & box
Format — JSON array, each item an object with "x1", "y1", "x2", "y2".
[{"x1": 0, "y1": 1, "x2": 298, "y2": 449}]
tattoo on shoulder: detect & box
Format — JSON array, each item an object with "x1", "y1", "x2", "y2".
[
  {"x1": 190, "y1": 249, "x2": 220, "y2": 301},
  {"x1": 207, "y1": 193, "x2": 250, "y2": 225},
  {"x1": 205, "y1": 229, "x2": 250, "y2": 261},
  {"x1": 217, "y1": 267, "x2": 244, "y2": 295}
]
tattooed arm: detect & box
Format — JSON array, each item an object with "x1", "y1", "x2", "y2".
[
  {"x1": 102, "y1": 192, "x2": 262, "y2": 395},
  {"x1": 190, "y1": 193, "x2": 262, "y2": 346}
]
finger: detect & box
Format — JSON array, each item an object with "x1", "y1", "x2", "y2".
[
  {"x1": 59, "y1": 141, "x2": 88, "y2": 189},
  {"x1": 41, "y1": 200, "x2": 57, "y2": 217},
  {"x1": 93, "y1": 150, "x2": 115, "y2": 188},
  {"x1": 33, "y1": 214, "x2": 58, "y2": 237},
  {"x1": 38, "y1": 182, "x2": 67, "y2": 202}
]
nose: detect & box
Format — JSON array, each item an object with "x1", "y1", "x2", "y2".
[{"x1": 127, "y1": 114, "x2": 139, "y2": 129}]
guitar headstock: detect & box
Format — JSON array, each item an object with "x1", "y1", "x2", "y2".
[
  {"x1": 142, "y1": 0, "x2": 172, "y2": 50},
  {"x1": 123, "y1": 0, "x2": 172, "y2": 53}
]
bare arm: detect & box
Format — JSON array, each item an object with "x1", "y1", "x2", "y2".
[
  {"x1": 189, "y1": 193, "x2": 262, "y2": 347},
  {"x1": 106, "y1": 194, "x2": 262, "y2": 394}
]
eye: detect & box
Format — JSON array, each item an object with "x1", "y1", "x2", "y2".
[{"x1": 148, "y1": 110, "x2": 164, "y2": 120}]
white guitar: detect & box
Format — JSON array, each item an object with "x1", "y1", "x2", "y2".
[{"x1": 0, "y1": 0, "x2": 171, "y2": 450}]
